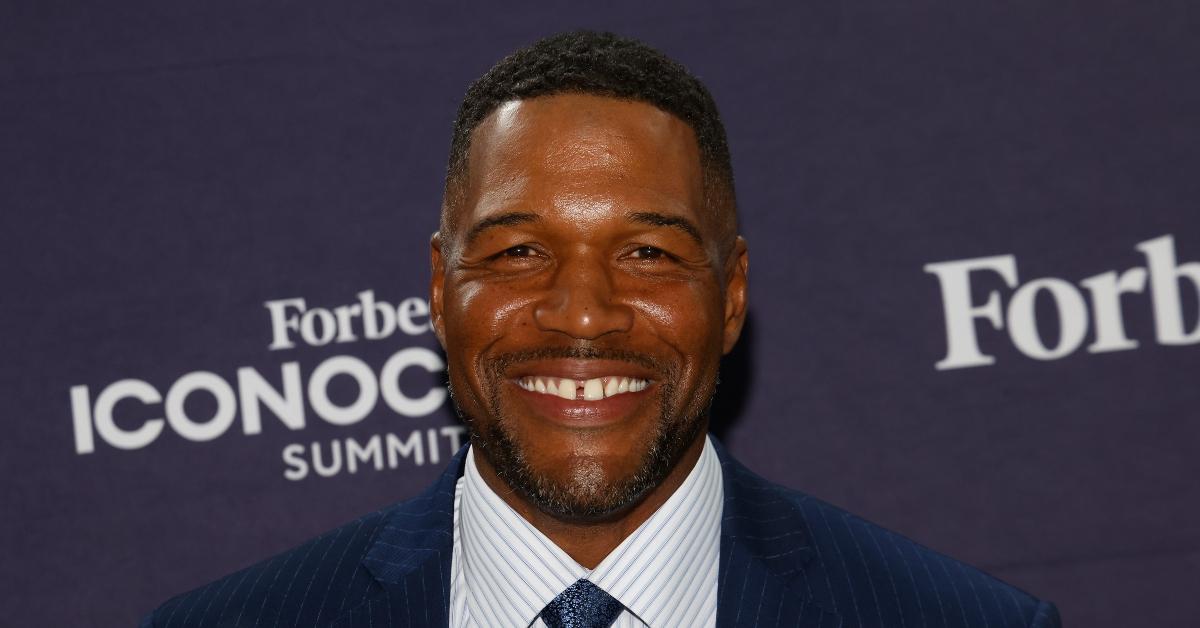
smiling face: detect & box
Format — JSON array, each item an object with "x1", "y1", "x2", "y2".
[{"x1": 431, "y1": 93, "x2": 748, "y2": 522}]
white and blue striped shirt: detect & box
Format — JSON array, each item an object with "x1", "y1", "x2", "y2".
[{"x1": 449, "y1": 435, "x2": 722, "y2": 628}]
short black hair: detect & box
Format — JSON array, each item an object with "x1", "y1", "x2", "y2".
[{"x1": 442, "y1": 30, "x2": 738, "y2": 249}]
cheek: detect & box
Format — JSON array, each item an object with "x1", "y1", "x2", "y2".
[
  {"x1": 453, "y1": 282, "x2": 529, "y2": 324},
  {"x1": 445, "y1": 279, "x2": 539, "y2": 353},
  {"x1": 625, "y1": 282, "x2": 726, "y2": 385},
  {"x1": 444, "y1": 281, "x2": 539, "y2": 416},
  {"x1": 626, "y1": 282, "x2": 723, "y2": 343}
]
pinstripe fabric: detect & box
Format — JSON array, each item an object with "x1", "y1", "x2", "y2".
[
  {"x1": 142, "y1": 437, "x2": 1061, "y2": 627},
  {"x1": 140, "y1": 454, "x2": 459, "y2": 628},
  {"x1": 713, "y1": 449, "x2": 1061, "y2": 628},
  {"x1": 449, "y1": 437, "x2": 721, "y2": 627}
]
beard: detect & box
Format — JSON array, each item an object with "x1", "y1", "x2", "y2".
[{"x1": 451, "y1": 345, "x2": 712, "y2": 522}]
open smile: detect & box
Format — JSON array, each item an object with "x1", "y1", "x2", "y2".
[{"x1": 515, "y1": 375, "x2": 651, "y2": 400}]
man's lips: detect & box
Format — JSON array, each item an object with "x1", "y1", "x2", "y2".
[
  {"x1": 501, "y1": 358, "x2": 658, "y2": 420},
  {"x1": 514, "y1": 375, "x2": 650, "y2": 401},
  {"x1": 504, "y1": 358, "x2": 658, "y2": 382}
]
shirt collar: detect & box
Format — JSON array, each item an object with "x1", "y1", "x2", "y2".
[{"x1": 458, "y1": 436, "x2": 723, "y2": 627}]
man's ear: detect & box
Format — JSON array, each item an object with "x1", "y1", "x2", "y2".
[
  {"x1": 722, "y1": 236, "x2": 749, "y2": 355},
  {"x1": 430, "y1": 231, "x2": 447, "y2": 349}
]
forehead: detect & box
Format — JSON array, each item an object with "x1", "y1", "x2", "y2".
[{"x1": 458, "y1": 93, "x2": 705, "y2": 228}]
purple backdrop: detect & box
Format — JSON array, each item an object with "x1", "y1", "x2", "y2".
[{"x1": 2, "y1": 2, "x2": 1198, "y2": 626}]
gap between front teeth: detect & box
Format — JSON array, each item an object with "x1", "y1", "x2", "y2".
[{"x1": 518, "y1": 376, "x2": 648, "y2": 400}]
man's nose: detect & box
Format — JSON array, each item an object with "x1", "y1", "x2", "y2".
[{"x1": 533, "y1": 256, "x2": 634, "y2": 340}]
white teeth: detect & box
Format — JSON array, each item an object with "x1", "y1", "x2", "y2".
[
  {"x1": 583, "y1": 378, "x2": 604, "y2": 400},
  {"x1": 519, "y1": 375, "x2": 649, "y2": 400}
]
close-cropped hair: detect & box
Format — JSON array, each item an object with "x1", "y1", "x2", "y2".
[{"x1": 441, "y1": 30, "x2": 738, "y2": 248}]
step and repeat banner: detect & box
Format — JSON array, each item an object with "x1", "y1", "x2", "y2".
[{"x1": 2, "y1": 2, "x2": 1197, "y2": 626}]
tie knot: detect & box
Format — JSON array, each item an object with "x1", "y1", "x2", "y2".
[{"x1": 540, "y1": 578, "x2": 624, "y2": 628}]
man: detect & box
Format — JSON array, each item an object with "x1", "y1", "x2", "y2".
[{"x1": 142, "y1": 31, "x2": 1060, "y2": 627}]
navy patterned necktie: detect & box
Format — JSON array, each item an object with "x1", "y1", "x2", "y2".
[{"x1": 540, "y1": 578, "x2": 625, "y2": 628}]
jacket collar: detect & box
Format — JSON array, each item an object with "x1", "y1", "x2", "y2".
[
  {"x1": 349, "y1": 446, "x2": 466, "y2": 627},
  {"x1": 712, "y1": 438, "x2": 841, "y2": 626},
  {"x1": 362, "y1": 445, "x2": 466, "y2": 587},
  {"x1": 361, "y1": 438, "x2": 841, "y2": 627}
]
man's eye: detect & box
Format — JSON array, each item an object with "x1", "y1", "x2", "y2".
[
  {"x1": 630, "y1": 246, "x2": 666, "y2": 259},
  {"x1": 502, "y1": 245, "x2": 533, "y2": 257}
]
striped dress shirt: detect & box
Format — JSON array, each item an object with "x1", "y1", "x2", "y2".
[{"x1": 449, "y1": 436, "x2": 723, "y2": 628}]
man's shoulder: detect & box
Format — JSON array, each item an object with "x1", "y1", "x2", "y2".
[
  {"x1": 782, "y1": 485, "x2": 1061, "y2": 627},
  {"x1": 139, "y1": 509, "x2": 387, "y2": 628},
  {"x1": 140, "y1": 475, "x2": 457, "y2": 628},
  {"x1": 720, "y1": 454, "x2": 1061, "y2": 627}
]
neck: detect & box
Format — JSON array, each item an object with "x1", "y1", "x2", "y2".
[{"x1": 475, "y1": 431, "x2": 708, "y2": 569}]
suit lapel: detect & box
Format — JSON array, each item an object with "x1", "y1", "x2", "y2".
[
  {"x1": 335, "y1": 440, "x2": 843, "y2": 628},
  {"x1": 715, "y1": 441, "x2": 843, "y2": 628},
  {"x1": 338, "y1": 446, "x2": 467, "y2": 628}
]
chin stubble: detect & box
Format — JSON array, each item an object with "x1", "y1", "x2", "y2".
[{"x1": 451, "y1": 347, "x2": 711, "y2": 522}]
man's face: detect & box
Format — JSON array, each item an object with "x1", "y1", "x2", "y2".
[{"x1": 431, "y1": 93, "x2": 747, "y2": 521}]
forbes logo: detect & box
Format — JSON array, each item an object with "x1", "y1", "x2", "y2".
[{"x1": 925, "y1": 234, "x2": 1198, "y2": 370}]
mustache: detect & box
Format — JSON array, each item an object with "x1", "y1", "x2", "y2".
[{"x1": 486, "y1": 345, "x2": 665, "y2": 376}]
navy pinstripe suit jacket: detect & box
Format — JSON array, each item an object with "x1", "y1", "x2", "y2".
[{"x1": 142, "y1": 440, "x2": 1060, "y2": 627}]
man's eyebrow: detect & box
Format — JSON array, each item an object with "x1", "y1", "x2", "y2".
[
  {"x1": 627, "y1": 211, "x2": 704, "y2": 246},
  {"x1": 464, "y1": 212, "x2": 540, "y2": 246}
]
